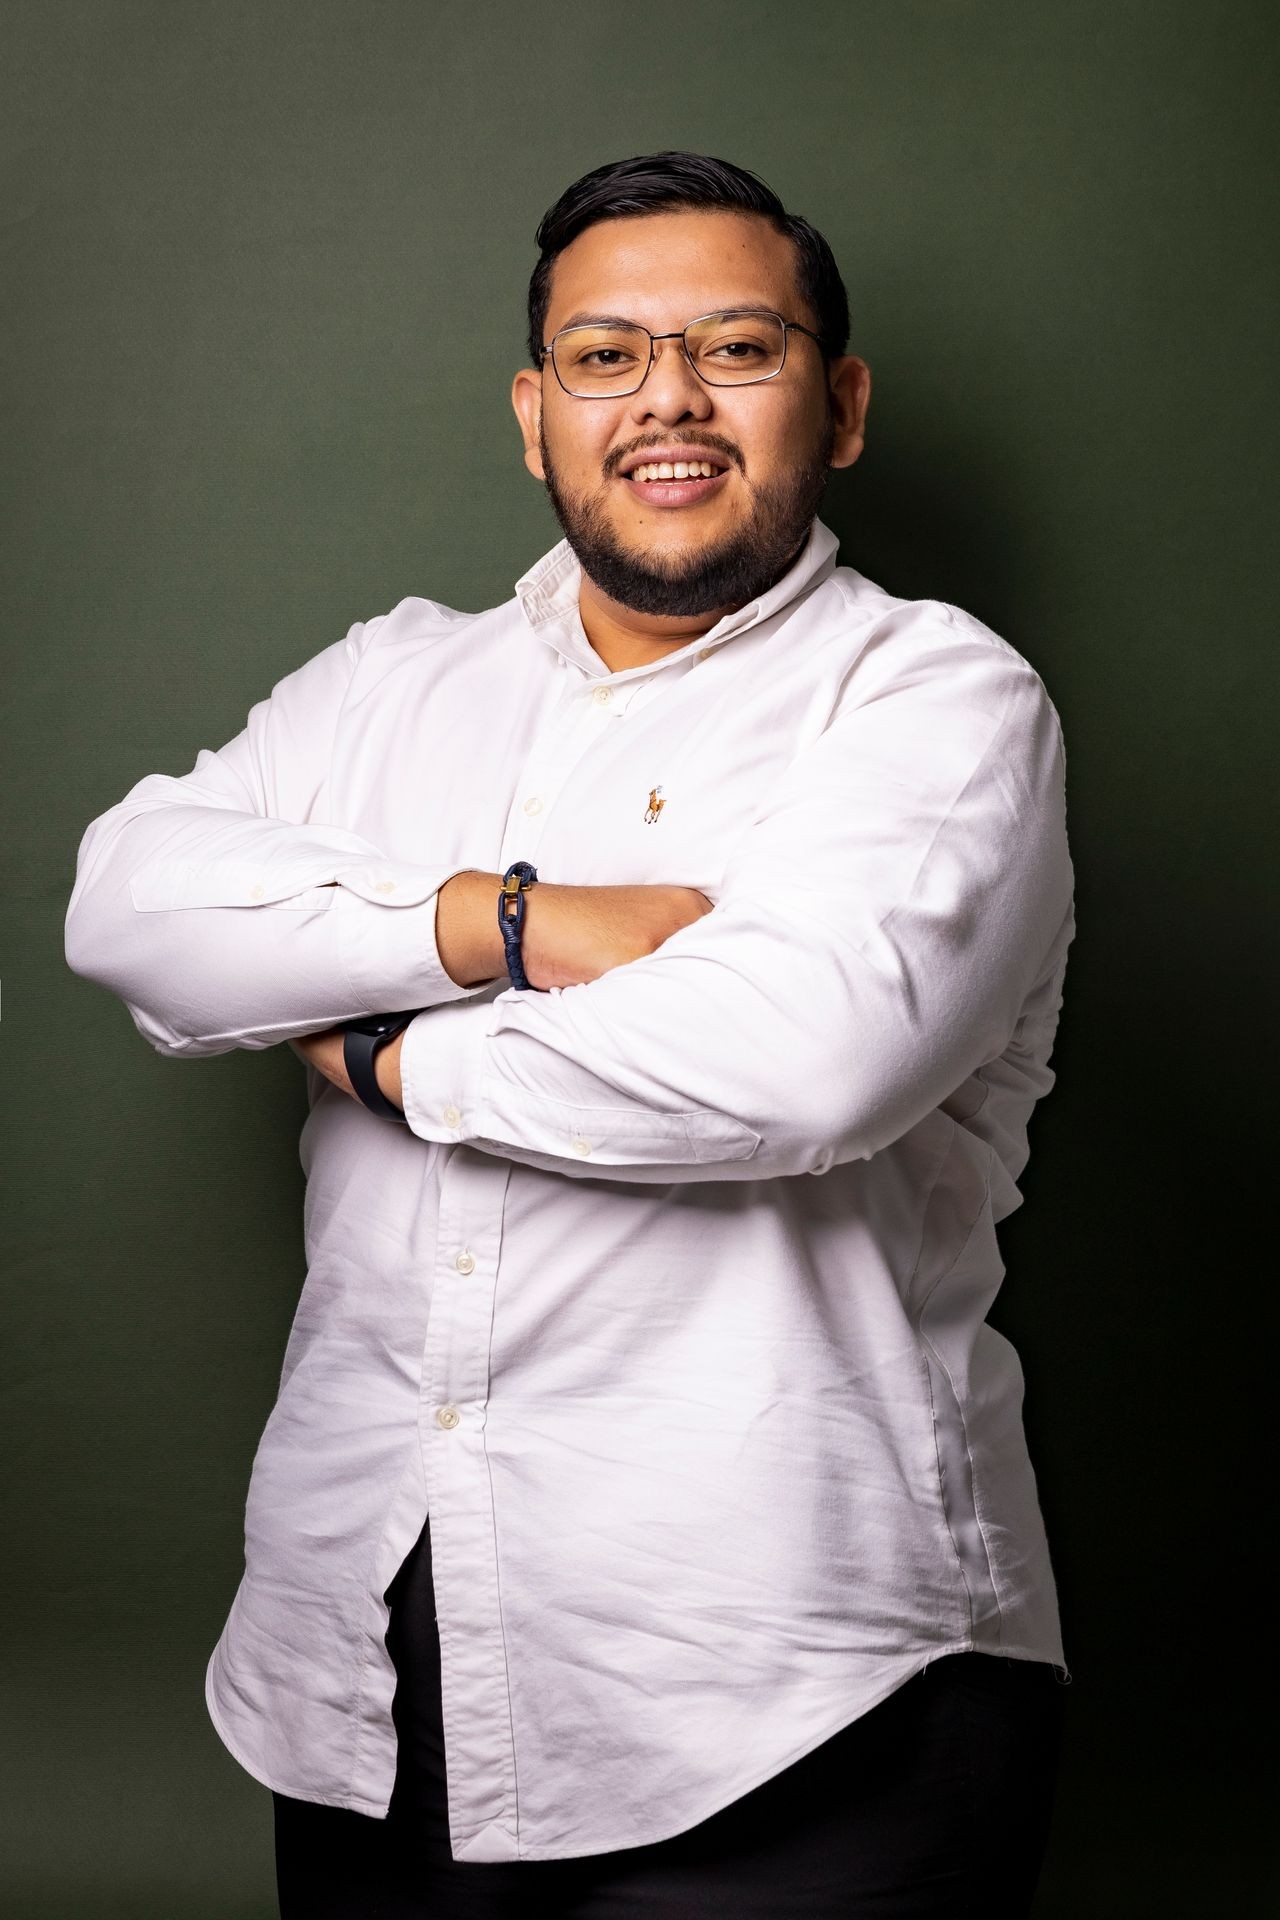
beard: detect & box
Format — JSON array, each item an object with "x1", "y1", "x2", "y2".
[{"x1": 537, "y1": 404, "x2": 836, "y2": 619}]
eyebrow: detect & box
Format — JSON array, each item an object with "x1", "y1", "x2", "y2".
[{"x1": 555, "y1": 302, "x2": 783, "y2": 331}]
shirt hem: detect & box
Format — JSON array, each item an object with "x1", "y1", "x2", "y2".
[
  {"x1": 203, "y1": 1643, "x2": 393, "y2": 1822},
  {"x1": 509, "y1": 1638, "x2": 1068, "y2": 1862},
  {"x1": 206, "y1": 1635, "x2": 1067, "y2": 1856}
]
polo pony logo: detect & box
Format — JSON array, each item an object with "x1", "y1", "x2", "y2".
[{"x1": 643, "y1": 784, "x2": 666, "y2": 824}]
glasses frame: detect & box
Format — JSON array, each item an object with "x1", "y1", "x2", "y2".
[{"x1": 540, "y1": 307, "x2": 825, "y2": 398}]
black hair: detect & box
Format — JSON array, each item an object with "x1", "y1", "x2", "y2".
[{"x1": 526, "y1": 150, "x2": 850, "y2": 370}]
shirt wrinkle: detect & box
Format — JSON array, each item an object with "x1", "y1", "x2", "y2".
[{"x1": 63, "y1": 512, "x2": 1075, "y2": 1863}]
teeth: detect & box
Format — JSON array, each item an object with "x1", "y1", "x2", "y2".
[{"x1": 629, "y1": 460, "x2": 723, "y2": 482}]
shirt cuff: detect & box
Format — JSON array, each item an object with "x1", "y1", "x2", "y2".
[
  {"x1": 397, "y1": 987, "x2": 763, "y2": 1176},
  {"x1": 399, "y1": 993, "x2": 499, "y2": 1144},
  {"x1": 329, "y1": 861, "x2": 497, "y2": 1011}
]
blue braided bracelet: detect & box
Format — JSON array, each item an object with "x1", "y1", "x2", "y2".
[{"x1": 498, "y1": 861, "x2": 539, "y2": 990}]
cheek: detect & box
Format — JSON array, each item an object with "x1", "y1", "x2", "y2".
[{"x1": 544, "y1": 407, "x2": 614, "y2": 483}]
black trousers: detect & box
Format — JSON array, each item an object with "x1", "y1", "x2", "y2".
[{"x1": 274, "y1": 1515, "x2": 1067, "y2": 1918}]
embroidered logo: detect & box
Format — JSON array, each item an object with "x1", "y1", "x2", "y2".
[{"x1": 643, "y1": 784, "x2": 666, "y2": 824}]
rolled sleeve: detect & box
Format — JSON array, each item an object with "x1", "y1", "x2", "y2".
[
  {"x1": 323, "y1": 858, "x2": 491, "y2": 1013},
  {"x1": 399, "y1": 992, "x2": 762, "y2": 1180}
]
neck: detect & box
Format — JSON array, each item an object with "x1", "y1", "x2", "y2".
[
  {"x1": 577, "y1": 576, "x2": 737, "y2": 674},
  {"x1": 576, "y1": 532, "x2": 809, "y2": 675}
]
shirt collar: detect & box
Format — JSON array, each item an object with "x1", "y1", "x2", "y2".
[{"x1": 513, "y1": 514, "x2": 841, "y2": 682}]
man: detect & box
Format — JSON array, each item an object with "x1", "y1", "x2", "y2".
[{"x1": 65, "y1": 151, "x2": 1075, "y2": 1916}]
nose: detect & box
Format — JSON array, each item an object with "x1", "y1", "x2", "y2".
[{"x1": 628, "y1": 334, "x2": 714, "y2": 425}]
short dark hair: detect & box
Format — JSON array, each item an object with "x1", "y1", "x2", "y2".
[{"x1": 526, "y1": 150, "x2": 850, "y2": 371}]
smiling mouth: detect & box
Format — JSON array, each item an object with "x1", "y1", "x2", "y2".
[{"x1": 619, "y1": 465, "x2": 732, "y2": 508}]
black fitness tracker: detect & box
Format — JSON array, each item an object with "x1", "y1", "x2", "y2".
[
  {"x1": 342, "y1": 1009, "x2": 422, "y2": 1122},
  {"x1": 498, "y1": 861, "x2": 539, "y2": 990}
]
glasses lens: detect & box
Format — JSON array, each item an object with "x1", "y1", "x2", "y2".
[
  {"x1": 553, "y1": 323, "x2": 651, "y2": 395},
  {"x1": 686, "y1": 311, "x2": 785, "y2": 384}
]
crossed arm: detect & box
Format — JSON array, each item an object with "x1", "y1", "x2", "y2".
[
  {"x1": 286, "y1": 865, "x2": 501, "y2": 1106},
  {"x1": 65, "y1": 613, "x2": 1073, "y2": 1185},
  {"x1": 289, "y1": 866, "x2": 700, "y2": 1110}
]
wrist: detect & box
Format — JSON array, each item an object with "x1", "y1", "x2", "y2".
[
  {"x1": 373, "y1": 1029, "x2": 406, "y2": 1113},
  {"x1": 437, "y1": 870, "x2": 507, "y2": 986}
]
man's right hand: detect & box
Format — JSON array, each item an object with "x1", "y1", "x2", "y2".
[{"x1": 436, "y1": 870, "x2": 715, "y2": 991}]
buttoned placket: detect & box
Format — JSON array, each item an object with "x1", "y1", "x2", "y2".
[
  {"x1": 416, "y1": 629, "x2": 704, "y2": 1853},
  {"x1": 381, "y1": 544, "x2": 817, "y2": 1854}
]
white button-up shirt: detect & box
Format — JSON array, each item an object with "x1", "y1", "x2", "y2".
[{"x1": 64, "y1": 515, "x2": 1076, "y2": 1863}]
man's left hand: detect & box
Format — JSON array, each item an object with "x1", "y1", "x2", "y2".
[{"x1": 289, "y1": 1027, "x2": 405, "y2": 1115}]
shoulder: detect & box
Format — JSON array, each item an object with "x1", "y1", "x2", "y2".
[
  {"x1": 343, "y1": 592, "x2": 476, "y2": 668},
  {"x1": 827, "y1": 565, "x2": 1065, "y2": 745}
]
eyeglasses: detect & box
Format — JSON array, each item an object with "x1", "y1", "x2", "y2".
[{"x1": 540, "y1": 308, "x2": 824, "y2": 398}]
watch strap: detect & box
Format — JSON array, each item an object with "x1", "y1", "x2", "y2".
[{"x1": 342, "y1": 1011, "x2": 420, "y2": 1123}]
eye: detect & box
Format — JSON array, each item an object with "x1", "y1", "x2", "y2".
[{"x1": 707, "y1": 339, "x2": 768, "y2": 361}]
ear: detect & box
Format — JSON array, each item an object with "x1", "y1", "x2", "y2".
[
  {"x1": 511, "y1": 367, "x2": 546, "y2": 481},
  {"x1": 826, "y1": 356, "x2": 872, "y2": 471}
]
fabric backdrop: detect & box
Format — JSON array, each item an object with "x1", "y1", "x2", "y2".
[{"x1": 3, "y1": 2, "x2": 1271, "y2": 1913}]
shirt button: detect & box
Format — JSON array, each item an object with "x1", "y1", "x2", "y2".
[
  {"x1": 442, "y1": 1104, "x2": 461, "y2": 1127},
  {"x1": 248, "y1": 884, "x2": 265, "y2": 900},
  {"x1": 570, "y1": 1135, "x2": 592, "y2": 1156},
  {"x1": 523, "y1": 795, "x2": 543, "y2": 815},
  {"x1": 454, "y1": 1249, "x2": 476, "y2": 1274},
  {"x1": 697, "y1": 646, "x2": 713, "y2": 660},
  {"x1": 372, "y1": 879, "x2": 396, "y2": 894},
  {"x1": 436, "y1": 1405, "x2": 461, "y2": 1430},
  {"x1": 592, "y1": 685, "x2": 612, "y2": 705}
]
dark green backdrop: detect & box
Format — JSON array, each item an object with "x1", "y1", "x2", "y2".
[{"x1": 4, "y1": 3, "x2": 1272, "y2": 1913}]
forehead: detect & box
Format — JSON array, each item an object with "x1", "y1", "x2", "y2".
[{"x1": 545, "y1": 209, "x2": 807, "y2": 333}]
